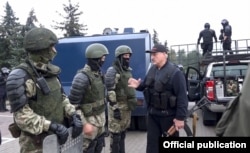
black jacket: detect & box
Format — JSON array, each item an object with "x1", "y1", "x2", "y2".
[{"x1": 136, "y1": 61, "x2": 188, "y2": 120}]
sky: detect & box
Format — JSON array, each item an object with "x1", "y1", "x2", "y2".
[{"x1": 0, "y1": 0, "x2": 250, "y2": 46}]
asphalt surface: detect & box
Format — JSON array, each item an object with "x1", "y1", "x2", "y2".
[{"x1": 0, "y1": 102, "x2": 216, "y2": 153}]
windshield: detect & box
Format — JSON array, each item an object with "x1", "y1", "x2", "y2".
[{"x1": 211, "y1": 64, "x2": 248, "y2": 77}]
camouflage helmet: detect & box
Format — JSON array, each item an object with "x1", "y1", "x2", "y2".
[
  {"x1": 24, "y1": 28, "x2": 58, "y2": 51},
  {"x1": 85, "y1": 43, "x2": 109, "y2": 58},
  {"x1": 115, "y1": 45, "x2": 132, "y2": 57}
]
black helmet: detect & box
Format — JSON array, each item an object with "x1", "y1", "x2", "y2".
[
  {"x1": 1, "y1": 67, "x2": 10, "y2": 74},
  {"x1": 177, "y1": 64, "x2": 184, "y2": 70},
  {"x1": 221, "y1": 19, "x2": 229, "y2": 26},
  {"x1": 204, "y1": 23, "x2": 210, "y2": 29}
]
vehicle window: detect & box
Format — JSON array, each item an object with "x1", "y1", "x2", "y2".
[
  {"x1": 211, "y1": 64, "x2": 248, "y2": 77},
  {"x1": 188, "y1": 68, "x2": 199, "y2": 80}
]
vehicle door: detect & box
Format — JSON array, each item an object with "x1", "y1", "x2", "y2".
[{"x1": 186, "y1": 66, "x2": 202, "y2": 101}]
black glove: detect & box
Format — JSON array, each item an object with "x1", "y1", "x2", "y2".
[
  {"x1": 71, "y1": 113, "x2": 83, "y2": 138},
  {"x1": 113, "y1": 109, "x2": 121, "y2": 120},
  {"x1": 49, "y1": 122, "x2": 69, "y2": 145}
]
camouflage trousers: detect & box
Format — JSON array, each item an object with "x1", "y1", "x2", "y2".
[
  {"x1": 19, "y1": 131, "x2": 48, "y2": 153},
  {"x1": 108, "y1": 109, "x2": 131, "y2": 133}
]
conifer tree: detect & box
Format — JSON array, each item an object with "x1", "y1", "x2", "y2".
[
  {"x1": 0, "y1": 2, "x2": 25, "y2": 68},
  {"x1": 53, "y1": 0, "x2": 88, "y2": 37}
]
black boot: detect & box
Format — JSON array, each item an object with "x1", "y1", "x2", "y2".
[
  {"x1": 0, "y1": 98, "x2": 6, "y2": 112},
  {"x1": 84, "y1": 140, "x2": 97, "y2": 153},
  {"x1": 95, "y1": 134, "x2": 104, "y2": 153},
  {"x1": 0, "y1": 97, "x2": 8, "y2": 112},
  {"x1": 119, "y1": 131, "x2": 126, "y2": 153},
  {"x1": 110, "y1": 132, "x2": 121, "y2": 153}
]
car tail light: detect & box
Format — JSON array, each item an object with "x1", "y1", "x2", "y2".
[{"x1": 206, "y1": 80, "x2": 215, "y2": 101}]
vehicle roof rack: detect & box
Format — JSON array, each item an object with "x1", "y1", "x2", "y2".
[
  {"x1": 200, "y1": 51, "x2": 250, "y2": 66},
  {"x1": 170, "y1": 39, "x2": 250, "y2": 67}
]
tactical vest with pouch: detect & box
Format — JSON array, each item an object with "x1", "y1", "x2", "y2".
[
  {"x1": 16, "y1": 62, "x2": 64, "y2": 124},
  {"x1": 114, "y1": 65, "x2": 137, "y2": 110},
  {"x1": 144, "y1": 62, "x2": 178, "y2": 111},
  {"x1": 79, "y1": 67, "x2": 105, "y2": 117}
]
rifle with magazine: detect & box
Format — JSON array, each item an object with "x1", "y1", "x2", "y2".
[{"x1": 164, "y1": 96, "x2": 208, "y2": 137}]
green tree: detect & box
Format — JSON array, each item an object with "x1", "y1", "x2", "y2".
[
  {"x1": 152, "y1": 29, "x2": 160, "y2": 45},
  {"x1": 186, "y1": 50, "x2": 200, "y2": 69},
  {"x1": 25, "y1": 8, "x2": 38, "y2": 31},
  {"x1": 0, "y1": 2, "x2": 25, "y2": 68},
  {"x1": 53, "y1": 0, "x2": 88, "y2": 37},
  {"x1": 168, "y1": 49, "x2": 177, "y2": 63}
]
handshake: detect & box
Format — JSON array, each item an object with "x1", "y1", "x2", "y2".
[{"x1": 49, "y1": 113, "x2": 83, "y2": 145}]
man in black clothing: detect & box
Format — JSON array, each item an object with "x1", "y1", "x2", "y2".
[
  {"x1": 0, "y1": 67, "x2": 10, "y2": 112},
  {"x1": 221, "y1": 19, "x2": 233, "y2": 54},
  {"x1": 197, "y1": 23, "x2": 217, "y2": 56},
  {"x1": 128, "y1": 44, "x2": 188, "y2": 153}
]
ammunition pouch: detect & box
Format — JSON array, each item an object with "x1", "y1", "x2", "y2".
[
  {"x1": 144, "y1": 89, "x2": 177, "y2": 110},
  {"x1": 8, "y1": 122, "x2": 21, "y2": 138},
  {"x1": 24, "y1": 132, "x2": 49, "y2": 147},
  {"x1": 82, "y1": 103, "x2": 105, "y2": 117},
  {"x1": 169, "y1": 95, "x2": 177, "y2": 108},
  {"x1": 151, "y1": 92, "x2": 167, "y2": 110}
]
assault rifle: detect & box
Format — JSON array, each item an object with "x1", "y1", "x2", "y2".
[{"x1": 164, "y1": 96, "x2": 208, "y2": 137}]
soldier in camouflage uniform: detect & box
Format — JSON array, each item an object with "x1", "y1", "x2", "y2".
[
  {"x1": 6, "y1": 27, "x2": 83, "y2": 153},
  {"x1": 68, "y1": 43, "x2": 109, "y2": 153},
  {"x1": 227, "y1": 80, "x2": 237, "y2": 96},
  {"x1": 105, "y1": 45, "x2": 137, "y2": 153}
]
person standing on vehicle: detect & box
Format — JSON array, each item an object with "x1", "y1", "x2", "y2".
[
  {"x1": 0, "y1": 67, "x2": 10, "y2": 112},
  {"x1": 128, "y1": 44, "x2": 188, "y2": 153},
  {"x1": 6, "y1": 27, "x2": 83, "y2": 153},
  {"x1": 197, "y1": 23, "x2": 217, "y2": 56},
  {"x1": 221, "y1": 19, "x2": 233, "y2": 54},
  {"x1": 68, "y1": 43, "x2": 109, "y2": 153},
  {"x1": 105, "y1": 45, "x2": 137, "y2": 153}
]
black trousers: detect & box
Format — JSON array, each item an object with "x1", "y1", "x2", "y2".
[
  {"x1": 223, "y1": 41, "x2": 233, "y2": 54},
  {"x1": 0, "y1": 87, "x2": 7, "y2": 112},
  {"x1": 201, "y1": 43, "x2": 213, "y2": 56},
  {"x1": 146, "y1": 113, "x2": 179, "y2": 153}
]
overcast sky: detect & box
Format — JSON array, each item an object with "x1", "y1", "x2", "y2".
[{"x1": 0, "y1": 0, "x2": 250, "y2": 46}]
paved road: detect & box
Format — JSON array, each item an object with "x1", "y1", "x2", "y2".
[{"x1": 0, "y1": 102, "x2": 216, "y2": 153}]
